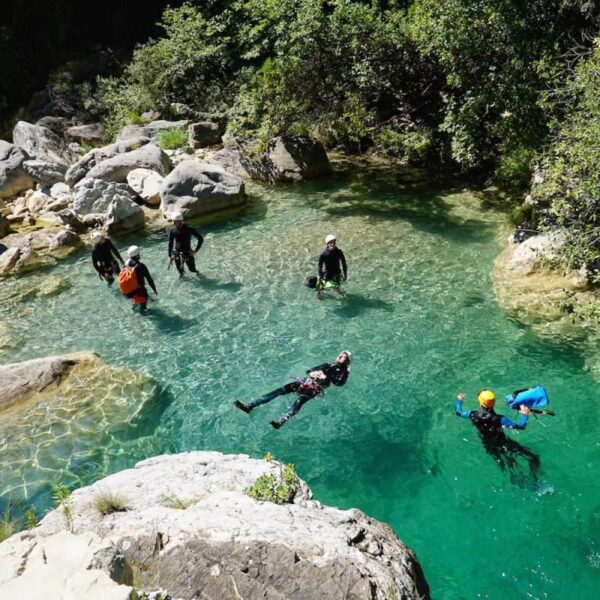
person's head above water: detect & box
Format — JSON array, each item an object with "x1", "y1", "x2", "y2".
[
  {"x1": 478, "y1": 389, "x2": 496, "y2": 409},
  {"x1": 127, "y1": 245, "x2": 140, "y2": 259},
  {"x1": 325, "y1": 234, "x2": 336, "y2": 247},
  {"x1": 172, "y1": 212, "x2": 184, "y2": 228},
  {"x1": 336, "y1": 350, "x2": 352, "y2": 365},
  {"x1": 91, "y1": 231, "x2": 103, "y2": 244}
]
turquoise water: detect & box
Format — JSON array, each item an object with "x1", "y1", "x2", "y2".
[{"x1": 1, "y1": 165, "x2": 600, "y2": 598}]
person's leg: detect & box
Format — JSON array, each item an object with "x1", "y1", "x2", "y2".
[
  {"x1": 174, "y1": 253, "x2": 184, "y2": 277},
  {"x1": 271, "y1": 393, "x2": 313, "y2": 429},
  {"x1": 185, "y1": 253, "x2": 198, "y2": 273},
  {"x1": 235, "y1": 382, "x2": 298, "y2": 413}
]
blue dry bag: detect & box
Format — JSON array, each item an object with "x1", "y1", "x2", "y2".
[{"x1": 505, "y1": 386, "x2": 550, "y2": 409}]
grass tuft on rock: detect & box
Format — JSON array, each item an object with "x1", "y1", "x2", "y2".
[
  {"x1": 157, "y1": 128, "x2": 188, "y2": 150},
  {"x1": 94, "y1": 492, "x2": 128, "y2": 516}
]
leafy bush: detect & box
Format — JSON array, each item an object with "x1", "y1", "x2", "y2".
[
  {"x1": 378, "y1": 125, "x2": 433, "y2": 164},
  {"x1": 94, "y1": 492, "x2": 128, "y2": 516},
  {"x1": 157, "y1": 128, "x2": 188, "y2": 150},
  {"x1": 494, "y1": 146, "x2": 536, "y2": 192},
  {"x1": 530, "y1": 41, "x2": 600, "y2": 278},
  {"x1": 246, "y1": 463, "x2": 300, "y2": 505}
]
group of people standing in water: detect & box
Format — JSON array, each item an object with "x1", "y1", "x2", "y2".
[{"x1": 89, "y1": 213, "x2": 551, "y2": 484}]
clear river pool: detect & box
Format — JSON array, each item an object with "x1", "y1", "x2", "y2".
[{"x1": 1, "y1": 163, "x2": 599, "y2": 599}]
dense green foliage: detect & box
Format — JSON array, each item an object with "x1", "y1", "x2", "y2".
[
  {"x1": 529, "y1": 41, "x2": 600, "y2": 277},
  {"x1": 88, "y1": 0, "x2": 599, "y2": 176}
]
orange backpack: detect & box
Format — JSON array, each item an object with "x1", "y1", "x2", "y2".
[{"x1": 118, "y1": 266, "x2": 139, "y2": 295}]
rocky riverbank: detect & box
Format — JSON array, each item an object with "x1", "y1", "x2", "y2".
[{"x1": 0, "y1": 451, "x2": 430, "y2": 600}]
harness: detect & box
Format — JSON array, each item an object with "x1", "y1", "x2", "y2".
[{"x1": 291, "y1": 376, "x2": 324, "y2": 396}]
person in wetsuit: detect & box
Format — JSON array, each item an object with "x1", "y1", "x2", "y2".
[
  {"x1": 91, "y1": 231, "x2": 124, "y2": 285},
  {"x1": 317, "y1": 234, "x2": 347, "y2": 300},
  {"x1": 168, "y1": 212, "x2": 204, "y2": 277},
  {"x1": 455, "y1": 389, "x2": 541, "y2": 488},
  {"x1": 234, "y1": 351, "x2": 352, "y2": 429},
  {"x1": 123, "y1": 245, "x2": 158, "y2": 313}
]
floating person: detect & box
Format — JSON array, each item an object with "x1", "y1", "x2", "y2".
[
  {"x1": 119, "y1": 245, "x2": 158, "y2": 313},
  {"x1": 316, "y1": 234, "x2": 347, "y2": 300},
  {"x1": 90, "y1": 230, "x2": 124, "y2": 285},
  {"x1": 455, "y1": 389, "x2": 542, "y2": 488},
  {"x1": 168, "y1": 212, "x2": 204, "y2": 277},
  {"x1": 234, "y1": 351, "x2": 352, "y2": 429}
]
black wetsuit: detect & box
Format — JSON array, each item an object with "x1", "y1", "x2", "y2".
[
  {"x1": 318, "y1": 247, "x2": 347, "y2": 283},
  {"x1": 456, "y1": 403, "x2": 540, "y2": 488},
  {"x1": 124, "y1": 257, "x2": 157, "y2": 309},
  {"x1": 168, "y1": 224, "x2": 203, "y2": 275},
  {"x1": 248, "y1": 361, "x2": 350, "y2": 426},
  {"x1": 92, "y1": 240, "x2": 123, "y2": 284}
]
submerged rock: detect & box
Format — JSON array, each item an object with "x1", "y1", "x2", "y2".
[
  {"x1": 0, "y1": 451, "x2": 430, "y2": 600},
  {"x1": 0, "y1": 352, "x2": 163, "y2": 504},
  {"x1": 0, "y1": 351, "x2": 95, "y2": 411}
]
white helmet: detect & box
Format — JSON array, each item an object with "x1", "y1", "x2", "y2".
[
  {"x1": 90, "y1": 231, "x2": 103, "y2": 244},
  {"x1": 342, "y1": 350, "x2": 352, "y2": 363},
  {"x1": 171, "y1": 211, "x2": 184, "y2": 222},
  {"x1": 127, "y1": 245, "x2": 140, "y2": 258},
  {"x1": 325, "y1": 234, "x2": 336, "y2": 244}
]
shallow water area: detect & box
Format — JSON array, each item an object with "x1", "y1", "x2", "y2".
[{"x1": 1, "y1": 165, "x2": 600, "y2": 598}]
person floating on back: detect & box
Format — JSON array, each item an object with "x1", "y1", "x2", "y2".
[
  {"x1": 234, "y1": 351, "x2": 352, "y2": 429},
  {"x1": 91, "y1": 230, "x2": 124, "y2": 285},
  {"x1": 168, "y1": 212, "x2": 204, "y2": 277},
  {"x1": 119, "y1": 245, "x2": 158, "y2": 313},
  {"x1": 317, "y1": 234, "x2": 347, "y2": 300},
  {"x1": 455, "y1": 389, "x2": 542, "y2": 488}
]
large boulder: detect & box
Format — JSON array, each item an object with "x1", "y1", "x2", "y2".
[
  {"x1": 66, "y1": 123, "x2": 105, "y2": 146},
  {"x1": 160, "y1": 160, "x2": 246, "y2": 219},
  {"x1": 1, "y1": 452, "x2": 430, "y2": 600},
  {"x1": 117, "y1": 119, "x2": 189, "y2": 142},
  {"x1": 85, "y1": 143, "x2": 171, "y2": 183},
  {"x1": 65, "y1": 136, "x2": 151, "y2": 187},
  {"x1": 73, "y1": 178, "x2": 144, "y2": 232},
  {"x1": 239, "y1": 135, "x2": 331, "y2": 183},
  {"x1": 0, "y1": 141, "x2": 34, "y2": 198},
  {"x1": 505, "y1": 232, "x2": 565, "y2": 274},
  {"x1": 126, "y1": 168, "x2": 163, "y2": 206},
  {"x1": 22, "y1": 159, "x2": 66, "y2": 186},
  {"x1": 188, "y1": 120, "x2": 224, "y2": 148},
  {"x1": 35, "y1": 116, "x2": 71, "y2": 137},
  {"x1": 12, "y1": 121, "x2": 74, "y2": 167},
  {"x1": 205, "y1": 145, "x2": 250, "y2": 178}
]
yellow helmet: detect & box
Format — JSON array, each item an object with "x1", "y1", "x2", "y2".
[{"x1": 478, "y1": 389, "x2": 496, "y2": 408}]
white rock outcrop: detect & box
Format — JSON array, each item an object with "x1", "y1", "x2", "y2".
[
  {"x1": 126, "y1": 168, "x2": 164, "y2": 205},
  {"x1": 73, "y1": 178, "x2": 144, "y2": 232},
  {"x1": 0, "y1": 452, "x2": 429, "y2": 600},
  {"x1": 160, "y1": 160, "x2": 246, "y2": 219}
]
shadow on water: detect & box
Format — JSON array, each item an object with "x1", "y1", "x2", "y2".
[
  {"x1": 195, "y1": 275, "x2": 243, "y2": 293},
  {"x1": 331, "y1": 292, "x2": 395, "y2": 319},
  {"x1": 145, "y1": 307, "x2": 198, "y2": 334}
]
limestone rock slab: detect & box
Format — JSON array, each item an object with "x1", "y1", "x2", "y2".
[{"x1": 160, "y1": 160, "x2": 246, "y2": 219}]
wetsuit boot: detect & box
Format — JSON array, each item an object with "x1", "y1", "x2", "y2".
[
  {"x1": 270, "y1": 419, "x2": 284, "y2": 429},
  {"x1": 234, "y1": 401, "x2": 252, "y2": 414}
]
